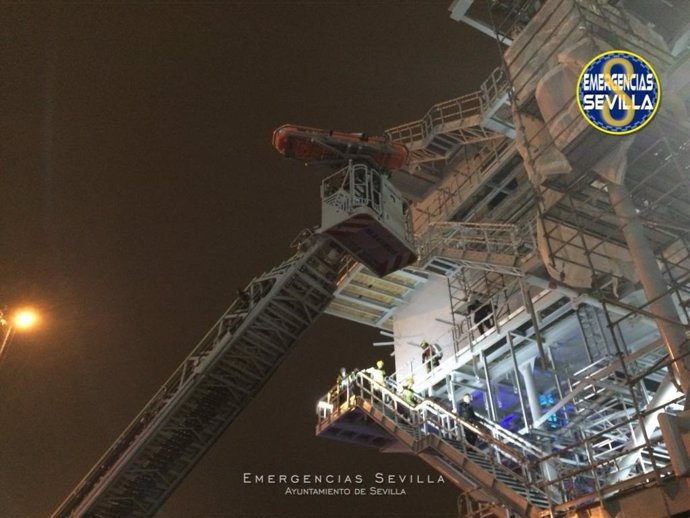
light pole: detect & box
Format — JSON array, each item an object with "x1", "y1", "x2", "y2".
[{"x1": 0, "y1": 308, "x2": 39, "y2": 366}]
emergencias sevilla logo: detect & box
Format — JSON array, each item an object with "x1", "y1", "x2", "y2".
[{"x1": 577, "y1": 50, "x2": 660, "y2": 135}]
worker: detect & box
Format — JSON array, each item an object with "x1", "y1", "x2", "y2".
[
  {"x1": 336, "y1": 366, "x2": 347, "y2": 386},
  {"x1": 468, "y1": 299, "x2": 494, "y2": 334},
  {"x1": 400, "y1": 377, "x2": 415, "y2": 405},
  {"x1": 421, "y1": 341, "x2": 432, "y2": 372},
  {"x1": 397, "y1": 377, "x2": 415, "y2": 419},
  {"x1": 421, "y1": 341, "x2": 441, "y2": 372},
  {"x1": 335, "y1": 367, "x2": 350, "y2": 405},
  {"x1": 456, "y1": 393, "x2": 478, "y2": 446},
  {"x1": 366, "y1": 360, "x2": 386, "y2": 386},
  {"x1": 362, "y1": 360, "x2": 386, "y2": 404}
]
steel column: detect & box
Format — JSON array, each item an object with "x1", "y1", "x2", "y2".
[{"x1": 608, "y1": 182, "x2": 690, "y2": 397}]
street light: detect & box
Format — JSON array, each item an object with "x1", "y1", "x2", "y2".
[
  {"x1": 13, "y1": 308, "x2": 39, "y2": 330},
  {"x1": 0, "y1": 307, "x2": 40, "y2": 366}
]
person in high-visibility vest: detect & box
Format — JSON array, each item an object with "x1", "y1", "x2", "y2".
[
  {"x1": 367, "y1": 360, "x2": 386, "y2": 386},
  {"x1": 401, "y1": 377, "x2": 415, "y2": 405},
  {"x1": 397, "y1": 376, "x2": 415, "y2": 419},
  {"x1": 336, "y1": 367, "x2": 347, "y2": 387},
  {"x1": 364, "y1": 360, "x2": 386, "y2": 402}
]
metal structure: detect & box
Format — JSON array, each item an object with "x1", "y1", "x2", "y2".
[
  {"x1": 51, "y1": 129, "x2": 416, "y2": 516},
  {"x1": 54, "y1": 0, "x2": 690, "y2": 516},
  {"x1": 319, "y1": 1, "x2": 690, "y2": 517},
  {"x1": 52, "y1": 235, "x2": 349, "y2": 517}
]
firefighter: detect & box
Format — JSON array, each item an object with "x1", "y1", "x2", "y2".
[
  {"x1": 367, "y1": 360, "x2": 386, "y2": 386},
  {"x1": 335, "y1": 367, "x2": 350, "y2": 405},
  {"x1": 401, "y1": 377, "x2": 415, "y2": 405}
]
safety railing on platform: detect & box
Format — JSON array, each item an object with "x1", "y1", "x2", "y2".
[
  {"x1": 387, "y1": 274, "x2": 554, "y2": 385},
  {"x1": 322, "y1": 163, "x2": 383, "y2": 218},
  {"x1": 409, "y1": 138, "x2": 516, "y2": 234},
  {"x1": 317, "y1": 335, "x2": 688, "y2": 513},
  {"x1": 418, "y1": 222, "x2": 522, "y2": 266},
  {"x1": 385, "y1": 67, "x2": 510, "y2": 149},
  {"x1": 317, "y1": 371, "x2": 558, "y2": 506}
]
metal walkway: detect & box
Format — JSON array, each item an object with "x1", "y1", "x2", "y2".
[
  {"x1": 383, "y1": 67, "x2": 516, "y2": 205},
  {"x1": 53, "y1": 235, "x2": 347, "y2": 518},
  {"x1": 317, "y1": 372, "x2": 555, "y2": 518},
  {"x1": 418, "y1": 221, "x2": 526, "y2": 276}
]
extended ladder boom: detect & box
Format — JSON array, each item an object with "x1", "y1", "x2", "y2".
[{"x1": 52, "y1": 235, "x2": 347, "y2": 518}]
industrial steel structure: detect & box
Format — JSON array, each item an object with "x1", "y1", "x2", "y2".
[
  {"x1": 319, "y1": 1, "x2": 690, "y2": 516},
  {"x1": 53, "y1": 1, "x2": 690, "y2": 517}
]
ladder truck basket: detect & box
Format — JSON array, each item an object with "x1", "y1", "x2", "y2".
[{"x1": 320, "y1": 162, "x2": 416, "y2": 277}]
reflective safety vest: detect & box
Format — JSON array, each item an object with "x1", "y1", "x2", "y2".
[
  {"x1": 368, "y1": 367, "x2": 385, "y2": 385},
  {"x1": 401, "y1": 387, "x2": 414, "y2": 405}
]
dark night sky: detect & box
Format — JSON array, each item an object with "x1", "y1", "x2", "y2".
[{"x1": 0, "y1": 2, "x2": 499, "y2": 517}]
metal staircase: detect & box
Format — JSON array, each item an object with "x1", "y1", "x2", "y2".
[
  {"x1": 385, "y1": 67, "x2": 514, "y2": 164},
  {"x1": 53, "y1": 235, "x2": 348, "y2": 518},
  {"x1": 576, "y1": 305, "x2": 612, "y2": 363},
  {"x1": 383, "y1": 67, "x2": 517, "y2": 208},
  {"x1": 317, "y1": 372, "x2": 557, "y2": 518}
]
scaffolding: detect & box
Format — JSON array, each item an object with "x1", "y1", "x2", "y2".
[
  {"x1": 319, "y1": 1, "x2": 690, "y2": 516},
  {"x1": 48, "y1": 1, "x2": 690, "y2": 516}
]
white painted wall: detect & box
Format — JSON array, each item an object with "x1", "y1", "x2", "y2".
[{"x1": 392, "y1": 273, "x2": 454, "y2": 385}]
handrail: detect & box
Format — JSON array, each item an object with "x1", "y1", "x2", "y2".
[
  {"x1": 384, "y1": 67, "x2": 510, "y2": 148},
  {"x1": 415, "y1": 398, "x2": 529, "y2": 464},
  {"x1": 318, "y1": 371, "x2": 553, "y2": 482},
  {"x1": 419, "y1": 221, "x2": 521, "y2": 259},
  {"x1": 316, "y1": 371, "x2": 565, "y2": 512},
  {"x1": 475, "y1": 414, "x2": 546, "y2": 459},
  {"x1": 320, "y1": 353, "x2": 685, "y2": 506}
]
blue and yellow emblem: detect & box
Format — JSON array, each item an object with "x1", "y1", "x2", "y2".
[{"x1": 576, "y1": 50, "x2": 660, "y2": 135}]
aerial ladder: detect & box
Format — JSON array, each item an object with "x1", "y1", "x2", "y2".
[
  {"x1": 51, "y1": 126, "x2": 416, "y2": 518},
  {"x1": 272, "y1": 125, "x2": 416, "y2": 276}
]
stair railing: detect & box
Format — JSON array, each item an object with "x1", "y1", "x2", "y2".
[{"x1": 317, "y1": 371, "x2": 559, "y2": 503}]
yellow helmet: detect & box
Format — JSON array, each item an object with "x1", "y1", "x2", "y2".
[{"x1": 376, "y1": 360, "x2": 384, "y2": 368}]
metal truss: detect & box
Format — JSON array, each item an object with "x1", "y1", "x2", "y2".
[
  {"x1": 52, "y1": 235, "x2": 347, "y2": 518},
  {"x1": 318, "y1": 4, "x2": 690, "y2": 517},
  {"x1": 317, "y1": 372, "x2": 552, "y2": 518}
]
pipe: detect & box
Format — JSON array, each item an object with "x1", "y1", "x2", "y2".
[
  {"x1": 520, "y1": 279, "x2": 547, "y2": 369},
  {"x1": 609, "y1": 373, "x2": 682, "y2": 483},
  {"x1": 519, "y1": 359, "x2": 559, "y2": 484},
  {"x1": 481, "y1": 352, "x2": 497, "y2": 421},
  {"x1": 608, "y1": 182, "x2": 690, "y2": 397},
  {"x1": 519, "y1": 359, "x2": 543, "y2": 427},
  {"x1": 508, "y1": 333, "x2": 530, "y2": 430}
]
